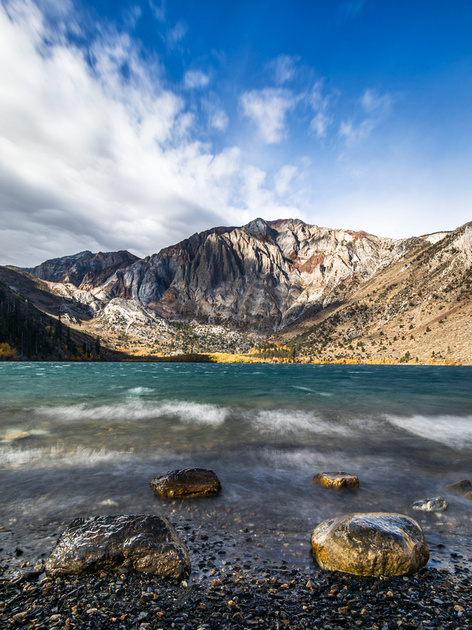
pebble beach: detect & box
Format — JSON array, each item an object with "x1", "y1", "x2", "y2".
[{"x1": 1, "y1": 518, "x2": 471, "y2": 630}]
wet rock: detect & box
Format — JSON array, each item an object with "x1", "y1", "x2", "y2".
[
  {"x1": 464, "y1": 491, "x2": 472, "y2": 501},
  {"x1": 446, "y1": 479, "x2": 472, "y2": 495},
  {"x1": 412, "y1": 496, "x2": 448, "y2": 512},
  {"x1": 150, "y1": 468, "x2": 222, "y2": 498},
  {"x1": 310, "y1": 512, "x2": 429, "y2": 576},
  {"x1": 313, "y1": 471, "x2": 360, "y2": 489},
  {"x1": 45, "y1": 514, "x2": 190, "y2": 579}
]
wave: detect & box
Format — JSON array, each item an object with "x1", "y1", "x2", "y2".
[
  {"x1": 384, "y1": 414, "x2": 472, "y2": 449},
  {"x1": 127, "y1": 386, "x2": 155, "y2": 395},
  {"x1": 0, "y1": 445, "x2": 138, "y2": 469},
  {"x1": 252, "y1": 409, "x2": 353, "y2": 438},
  {"x1": 34, "y1": 399, "x2": 229, "y2": 426}
]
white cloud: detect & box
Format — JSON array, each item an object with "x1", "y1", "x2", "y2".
[
  {"x1": 339, "y1": 119, "x2": 375, "y2": 145},
  {"x1": 0, "y1": 1, "x2": 301, "y2": 266},
  {"x1": 209, "y1": 109, "x2": 229, "y2": 132},
  {"x1": 268, "y1": 54, "x2": 300, "y2": 84},
  {"x1": 184, "y1": 69, "x2": 210, "y2": 89},
  {"x1": 240, "y1": 88, "x2": 298, "y2": 144},
  {"x1": 308, "y1": 80, "x2": 335, "y2": 139},
  {"x1": 150, "y1": 0, "x2": 166, "y2": 22},
  {"x1": 360, "y1": 88, "x2": 392, "y2": 116},
  {"x1": 310, "y1": 112, "x2": 331, "y2": 138},
  {"x1": 339, "y1": 88, "x2": 392, "y2": 146},
  {"x1": 166, "y1": 21, "x2": 187, "y2": 48},
  {"x1": 275, "y1": 165, "x2": 298, "y2": 197}
]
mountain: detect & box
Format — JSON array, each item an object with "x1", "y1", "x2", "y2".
[
  {"x1": 0, "y1": 275, "x2": 126, "y2": 361},
  {"x1": 2, "y1": 218, "x2": 471, "y2": 363},
  {"x1": 277, "y1": 222, "x2": 472, "y2": 364},
  {"x1": 23, "y1": 250, "x2": 139, "y2": 288}
]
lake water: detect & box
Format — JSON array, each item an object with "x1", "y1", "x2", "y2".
[{"x1": 1, "y1": 362, "x2": 471, "y2": 571}]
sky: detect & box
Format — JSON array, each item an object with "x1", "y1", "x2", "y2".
[{"x1": 1, "y1": 0, "x2": 472, "y2": 266}]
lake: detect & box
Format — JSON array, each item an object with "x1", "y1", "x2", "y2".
[{"x1": 1, "y1": 362, "x2": 471, "y2": 571}]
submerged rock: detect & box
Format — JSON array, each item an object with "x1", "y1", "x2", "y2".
[
  {"x1": 310, "y1": 512, "x2": 429, "y2": 576},
  {"x1": 313, "y1": 471, "x2": 360, "y2": 489},
  {"x1": 45, "y1": 515, "x2": 190, "y2": 579},
  {"x1": 446, "y1": 479, "x2": 472, "y2": 495},
  {"x1": 412, "y1": 497, "x2": 448, "y2": 512},
  {"x1": 150, "y1": 468, "x2": 222, "y2": 498}
]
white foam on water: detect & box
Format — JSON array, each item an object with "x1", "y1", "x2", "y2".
[
  {"x1": 157, "y1": 401, "x2": 229, "y2": 426},
  {"x1": 127, "y1": 387, "x2": 155, "y2": 395},
  {"x1": 0, "y1": 445, "x2": 138, "y2": 469},
  {"x1": 34, "y1": 399, "x2": 229, "y2": 426},
  {"x1": 385, "y1": 414, "x2": 472, "y2": 449},
  {"x1": 252, "y1": 409, "x2": 353, "y2": 438}
]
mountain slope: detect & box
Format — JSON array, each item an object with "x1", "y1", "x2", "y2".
[{"x1": 278, "y1": 222, "x2": 472, "y2": 364}]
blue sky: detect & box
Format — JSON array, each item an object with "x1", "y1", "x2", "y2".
[{"x1": 1, "y1": 0, "x2": 471, "y2": 265}]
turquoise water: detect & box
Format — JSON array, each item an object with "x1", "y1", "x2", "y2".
[{"x1": 1, "y1": 363, "x2": 471, "y2": 569}]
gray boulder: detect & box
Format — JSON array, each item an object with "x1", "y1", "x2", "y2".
[
  {"x1": 412, "y1": 497, "x2": 448, "y2": 512},
  {"x1": 311, "y1": 512, "x2": 429, "y2": 576},
  {"x1": 45, "y1": 515, "x2": 190, "y2": 579}
]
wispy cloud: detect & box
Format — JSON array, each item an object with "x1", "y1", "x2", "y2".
[
  {"x1": 184, "y1": 69, "x2": 210, "y2": 89},
  {"x1": 240, "y1": 88, "x2": 298, "y2": 144},
  {"x1": 339, "y1": 88, "x2": 393, "y2": 146},
  {"x1": 360, "y1": 88, "x2": 392, "y2": 116},
  {"x1": 340, "y1": 0, "x2": 367, "y2": 18},
  {"x1": 150, "y1": 0, "x2": 166, "y2": 22},
  {"x1": 267, "y1": 54, "x2": 300, "y2": 84},
  {"x1": 308, "y1": 80, "x2": 335, "y2": 139},
  {"x1": 166, "y1": 21, "x2": 187, "y2": 48},
  {"x1": 339, "y1": 119, "x2": 375, "y2": 146}
]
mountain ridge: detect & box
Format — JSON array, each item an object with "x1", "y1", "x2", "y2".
[{"x1": 2, "y1": 218, "x2": 471, "y2": 363}]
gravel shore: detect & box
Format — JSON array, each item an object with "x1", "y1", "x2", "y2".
[{"x1": 1, "y1": 522, "x2": 471, "y2": 630}]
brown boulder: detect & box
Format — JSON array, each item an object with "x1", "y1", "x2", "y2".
[
  {"x1": 446, "y1": 479, "x2": 472, "y2": 495},
  {"x1": 313, "y1": 471, "x2": 360, "y2": 489},
  {"x1": 45, "y1": 515, "x2": 190, "y2": 579},
  {"x1": 150, "y1": 468, "x2": 222, "y2": 498},
  {"x1": 311, "y1": 512, "x2": 429, "y2": 576}
]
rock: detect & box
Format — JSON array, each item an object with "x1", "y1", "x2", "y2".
[
  {"x1": 313, "y1": 471, "x2": 360, "y2": 489},
  {"x1": 412, "y1": 497, "x2": 448, "y2": 512},
  {"x1": 1, "y1": 431, "x2": 30, "y2": 441},
  {"x1": 45, "y1": 515, "x2": 190, "y2": 579},
  {"x1": 464, "y1": 491, "x2": 472, "y2": 501},
  {"x1": 310, "y1": 512, "x2": 429, "y2": 576},
  {"x1": 150, "y1": 468, "x2": 222, "y2": 498},
  {"x1": 446, "y1": 479, "x2": 472, "y2": 495}
]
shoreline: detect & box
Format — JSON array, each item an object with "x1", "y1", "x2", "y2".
[
  {"x1": 0, "y1": 355, "x2": 468, "y2": 365},
  {"x1": 1, "y1": 521, "x2": 471, "y2": 629}
]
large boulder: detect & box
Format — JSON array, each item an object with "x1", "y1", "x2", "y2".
[
  {"x1": 313, "y1": 471, "x2": 359, "y2": 489},
  {"x1": 45, "y1": 515, "x2": 190, "y2": 579},
  {"x1": 150, "y1": 468, "x2": 222, "y2": 498},
  {"x1": 310, "y1": 512, "x2": 429, "y2": 576}
]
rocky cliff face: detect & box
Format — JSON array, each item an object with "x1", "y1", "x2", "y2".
[
  {"x1": 25, "y1": 250, "x2": 139, "y2": 289},
  {"x1": 161, "y1": 219, "x2": 420, "y2": 329},
  {"x1": 55, "y1": 218, "x2": 422, "y2": 331}
]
